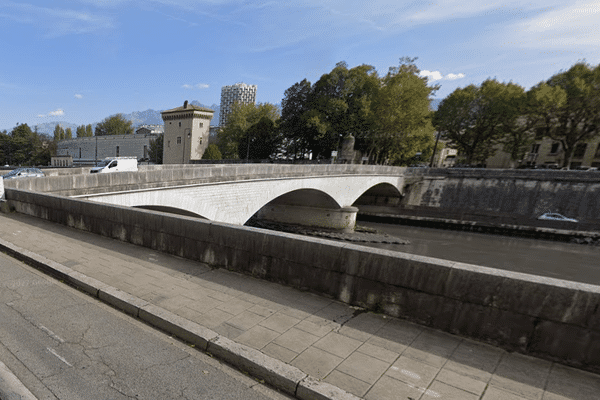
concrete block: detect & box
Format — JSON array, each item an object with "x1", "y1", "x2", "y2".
[
  {"x1": 297, "y1": 376, "x2": 361, "y2": 400},
  {"x1": 207, "y1": 335, "x2": 307, "y2": 396},
  {"x1": 99, "y1": 286, "x2": 148, "y2": 317},
  {"x1": 530, "y1": 320, "x2": 600, "y2": 371},
  {"x1": 139, "y1": 304, "x2": 218, "y2": 351}
]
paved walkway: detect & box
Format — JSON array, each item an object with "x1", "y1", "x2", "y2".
[{"x1": 1, "y1": 212, "x2": 599, "y2": 400}]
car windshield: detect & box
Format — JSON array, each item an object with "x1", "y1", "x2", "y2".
[
  {"x1": 3, "y1": 168, "x2": 25, "y2": 177},
  {"x1": 97, "y1": 159, "x2": 112, "y2": 167}
]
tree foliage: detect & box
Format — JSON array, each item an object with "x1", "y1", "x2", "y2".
[
  {"x1": 279, "y1": 58, "x2": 437, "y2": 165},
  {"x1": 202, "y1": 144, "x2": 222, "y2": 160},
  {"x1": 434, "y1": 79, "x2": 526, "y2": 165},
  {"x1": 0, "y1": 124, "x2": 52, "y2": 166},
  {"x1": 237, "y1": 117, "x2": 280, "y2": 160},
  {"x1": 76, "y1": 124, "x2": 93, "y2": 137},
  {"x1": 529, "y1": 62, "x2": 600, "y2": 167},
  {"x1": 216, "y1": 102, "x2": 280, "y2": 159},
  {"x1": 95, "y1": 114, "x2": 134, "y2": 136},
  {"x1": 53, "y1": 124, "x2": 65, "y2": 141}
]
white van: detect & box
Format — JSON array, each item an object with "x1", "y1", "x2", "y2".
[{"x1": 90, "y1": 157, "x2": 138, "y2": 174}]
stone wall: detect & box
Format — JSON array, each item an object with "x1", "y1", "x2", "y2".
[
  {"x1": 5, "y1": 187, "x2": 600, "y2": 373},
  {"x1": 400, "y1": 168, "x2": 600, "y2": 227}
]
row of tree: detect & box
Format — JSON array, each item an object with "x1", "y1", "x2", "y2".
[
  {"x1": 434, "y1": 62, "x2": 600, "y2": 167},
  {"x1": 0, "y1": 124, "x2": 54, "y2": 166},
  {"x1": 216, "y1": 58, "x2": 437, "y2": 165},
  {"x1": 214, "y1": 60, "x2": 600, "y2": 168}
]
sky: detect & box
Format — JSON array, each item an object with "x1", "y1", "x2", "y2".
[{"x1": 1, "y1": 0, "x2": 599, "y2": 131}]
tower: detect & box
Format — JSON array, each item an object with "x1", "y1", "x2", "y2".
[
  {"x1": 219, "y1": 83, "x2": 257, "y2": 127},
  {"x1": 161, "y1": 100, "x2": 214, "y2": 164}
]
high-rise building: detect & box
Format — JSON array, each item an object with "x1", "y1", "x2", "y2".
[{"x1": 219, "y1": 83, "x2": 257, "y2": 127}]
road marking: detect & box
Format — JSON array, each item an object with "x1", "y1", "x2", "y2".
[
  {"x1": 47, "y1": 348, "x2": 72, "y2": 367},
  {"x1": 38, "y1": 324, "x2": 65, "y2": 343}
]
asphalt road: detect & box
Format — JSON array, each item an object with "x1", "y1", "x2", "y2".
[{"x1": 0, "y1": 251, "x2": 292, "y2": 400}]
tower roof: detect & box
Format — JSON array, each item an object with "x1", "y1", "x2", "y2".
[{"x1": 161, "y1": 101, "x2": 214, "y2": 115}]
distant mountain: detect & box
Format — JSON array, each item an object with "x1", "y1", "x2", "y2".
[
  {"x1": 29, "y1": 100, "x2": 220, "y2": 137},
  {"x1": 33, "y1": 121, "x2": 80, "y2": 136}
]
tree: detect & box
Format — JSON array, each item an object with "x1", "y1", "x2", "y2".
[
  {"x1": 237, "y1": 117, "x2": 280, "y2": 160},
  {"x1": 434, "y1": 79, "x2": 525, "y2": 165},
  {"x1": 86, "y1": 124, "x2": 93, "y2": 137},
  {"x1": 65, "y1": 127, "x2": 72, "y2": 139},
  {"x1": 202, "y1": 144, "x2": 222, "y2": 160},
  {"x1": 148, "y1": 133, "x2": 163, "y2": 164},
  {"x1": 95, "y1": 114, "x2": 134, "y2": 136},
  {"x1": 369, "y1": 57, "x2": 437, "y2": 165},
  {"x1": 529, "y1": 62, "x2": 600, "y2": 168},
  {"x1": 53, "y1": 124, "x2": 65, "y2": 141},
  {"x1": 216, "y1": 102, "x2": 280, "y2": 159}
]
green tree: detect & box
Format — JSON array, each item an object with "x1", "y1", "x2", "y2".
[
  {"x1": 76, "y1": 125, "x2": 86, "y2": 137},
  {"x1": 148, "y1": 133, "x2": 163, "y2": 164},
  {"x1": 202, "y1": 143, "x2": 222, "y2": 160},
  {"x1": 10, "y1": 124, "x2": 39, "y2": 165},
  {"x1": 53, "y1": 124, "x2": 65, "y2": 141},
  {"x1": 95, "y1": 114, "x2": 134, "y2": 136},
  {"x1": 530, "y1": 62, "x2": 600, "y2": 168},
  {"x1": 279, "y1": 79, "x2": 315, "y2": 159},
  {"x1": 237, "y1": 117, "x2": 280, "y2": 160},
  {"x1": 217, "y1": 102, "x2": 280, "y2": 159},
  {"x1": 86, "y1": 124, "x2": 93, "y2": 137},
  {"x1": 434, "y1": 79, "x2": 525, "y2": 165},
  {"x1": 369, "y1": 58, "x2": 437, "y2": 165},
  {"x1": 65, "y1": 127, "x2": 72, "y2": 139}
]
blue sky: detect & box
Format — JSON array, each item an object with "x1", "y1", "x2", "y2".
[{"x1": 1, "y1": 0, "x2": 598, "y2": 130}]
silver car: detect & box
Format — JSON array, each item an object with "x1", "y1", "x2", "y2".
[
  {"x1": 537, "y1": 213, "x2": 578, "y2": 223},
  {"x1": 2, "y1": 167, "x2": 45, "y2": 180}
]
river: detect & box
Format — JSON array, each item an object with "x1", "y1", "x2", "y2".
[{"x1": 356, "y1": 221, "x2": 600, "y2": 286}]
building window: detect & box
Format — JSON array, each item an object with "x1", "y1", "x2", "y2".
[
  {"x1": 531, "y1": 144, "x2": 540, "y2": 154},
  {"x1": 573, "y1": 143, "x2": 587, "y2": 159},
  {"x1": 179, "y1": 122, "x2": 182, "y2": 127},
  {"x1": 177, "y1": 136, "x2": 182, "y2": 145},
  {"x1": 550, "y1": 143, "x2": 560, "y2": 154},
  {"x1": 116, "y1": 146, "x2": 120, "y2": 157},
  {"x1": 168, "y1": 140, "x2": 171, "y2": 148},
  {"x1": 79, "y1": 148, "x2": 82, "y2": 158},
  {"x1": 199, "y1": 137, "x2": 203, "y2": 144},
  {"x1": 594, "y1": 144, "x2": 600, "y2": 158},
  {"x1": 199, "y1": 122, "x2": 203, "y2": 128}
]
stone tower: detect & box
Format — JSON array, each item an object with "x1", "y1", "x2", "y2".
[{"x1": 161, "y1": 101, "x2": 214, "y2": 164}]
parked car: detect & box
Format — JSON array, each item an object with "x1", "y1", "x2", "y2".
[
  {"x1": 537, "y1": 213, "x2": 578, "y2": 223},
  {"x1": 1, "y1": 167, "x2": 45, "y2": 180}
]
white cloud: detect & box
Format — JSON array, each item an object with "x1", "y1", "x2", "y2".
[
  {"x1": 503, "y1": 1, "x2": 600, "y2": 49},
  {"x1": 38, "y1": 109, "x2": 65, "y2": 118},
  {"x1": 446, "y1": 73, "x2": 466, "y2": 80},
  {"x1": 182, "y1": 83, "x2": 209, "y2": 89},
  {"x1": 74, "y1": 93, "x2": 83, "y2": 99},
  {"x1": 420, "y1": 70, "x2": 443, "y2": 81},
  {"x1": 420, "y1": 70, "x2": 465, "y2": 81},
  {"x1": 49, "y1": 109, "x2": 65, "y2": 116}
]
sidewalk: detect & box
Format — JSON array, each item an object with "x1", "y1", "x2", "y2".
[{"x1": 1, "y1": 212, "x2": 599, "y2": 400}]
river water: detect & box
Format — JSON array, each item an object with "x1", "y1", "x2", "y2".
[{"x1": 356, "y1": 221, "x2": 600, "y2": 286}]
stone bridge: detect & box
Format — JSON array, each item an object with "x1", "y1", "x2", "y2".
[{"x1": 4, "y1": 164, "x2": 408, "y2": 230}]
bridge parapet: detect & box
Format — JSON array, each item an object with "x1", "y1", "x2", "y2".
[{"x1": 4, "y1": 164, "x2": 407, "y2": 197}]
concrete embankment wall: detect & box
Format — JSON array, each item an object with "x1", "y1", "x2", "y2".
[
  {"x1": 400, "y1": 168, "x2": 600, "y2": 228},
  {"x1": 5, "y1": 187, "x2": 600, "y2": 373}
]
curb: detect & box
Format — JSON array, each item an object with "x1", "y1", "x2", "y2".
[
  {"x1": 0, "y1": 360, "x2": 38, "y2": 400},
  {"x1": 0, "y1": 237, "x2": 361, "y2": 400}
]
